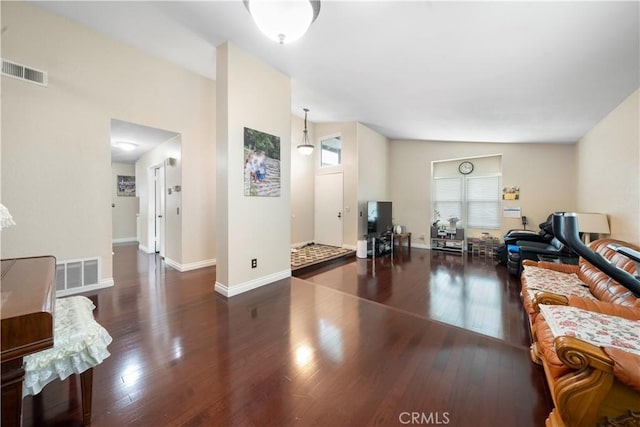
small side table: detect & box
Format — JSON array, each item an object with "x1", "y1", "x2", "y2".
[{"x1": 394, "y1": 232, "x2": 412, "y2": 255}]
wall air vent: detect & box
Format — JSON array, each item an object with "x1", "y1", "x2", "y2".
[
  {"x1": 56, "y1": 257, "x2": 100, "y2": 296},
  {"x1": 1, "y1": 58, "x2": 47, "y2": 86}
]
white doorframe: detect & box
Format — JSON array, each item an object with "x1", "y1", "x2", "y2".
[
  {"x1": 147, "y1": 163, "x2": 166, "y2": 257},
  {"x1": 315, "y1": 172, "x2": 343, "y2": 247}
]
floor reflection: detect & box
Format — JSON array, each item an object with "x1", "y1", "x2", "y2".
[{"x1": 301, "y1": 248, "x2": 525, "y2": 347}]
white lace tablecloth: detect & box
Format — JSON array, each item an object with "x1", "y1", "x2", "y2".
[
  {"x1": 22, "y1": 296, "x2": 112, "y2": 397},
  {"x1": 539, "y1": 304, "x2": 640, "y2": 356}
]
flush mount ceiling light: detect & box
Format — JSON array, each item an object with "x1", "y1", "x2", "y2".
[
  {"x1": 297, "y1": 108, "x2": 314, "y2": 155},
  {"x1": 244, "y1": 0, "x2": 321, "y2": 45},
  {"x1": 115, "y1": 141, "x2": 137, "y2": 152}
]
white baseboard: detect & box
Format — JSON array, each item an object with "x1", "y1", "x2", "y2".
[
  {"x1": 215, "y1": 269, "x2": 291, "y2": 298},
  {"x1": 342, "y1": 244, "x2": 357, "y2": 251},
  {"x1": 139, "y1": 244, "x2": 152, "y2": 254},
  {"x1": 411, "y1": 243, "x2": 429, "y2": 250},
  {"x1": 165, "y1": 257, "x2": 216, "y2": 272},
  {"x1": 56, "y1": 278, "x2": 114, "y2": 297},
  {"x1": 112, "y1": 237, "x2": 137, "y2": 244}
]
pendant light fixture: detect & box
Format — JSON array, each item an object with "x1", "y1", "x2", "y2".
[
  {"x1": 244, "y1": 0, "x2": 321, "y2": 45},
  {"x1": 297, "y1": 108, "x2": 314, "y2": 155}
]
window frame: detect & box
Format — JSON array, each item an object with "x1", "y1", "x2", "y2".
[
  {"x1": 320, "y1": 135, "x2": 342, "y2": 168},
  {"x1": 432, "y1": 172, "x2": 502, "y2": 230}
]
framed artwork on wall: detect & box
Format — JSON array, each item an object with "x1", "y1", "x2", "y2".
[
  {"x1": 502, "y1": 186, "x2": 520, "y2": 200},
  {"x1": 117, "y1": 175, "x2": 136, "y2": 197},
  {"x1": 243, "y1": 127, "x2": 281, "y2": 197}
]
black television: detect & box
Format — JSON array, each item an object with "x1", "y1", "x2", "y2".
[{"x1": 367, "y1": 201, "x2": 393, "y2": 235}]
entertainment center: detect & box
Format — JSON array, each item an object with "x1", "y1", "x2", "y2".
[
  {"x1": 430, "y1": 226, "x2": 465, "y2": 255},
  {"x1": 366, "y1": 201, "x2": 394, "y2": 257}
]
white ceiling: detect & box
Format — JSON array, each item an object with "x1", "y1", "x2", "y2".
[
  {"x1": 110, "y1": 119, "x2": 179, "y2": 164},
  {"x1": 35, "y1": 1, "x2": 639, "y2": 144}
]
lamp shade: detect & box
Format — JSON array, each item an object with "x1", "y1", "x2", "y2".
[
  {"x1": 0, "y1": 203, "x2": 16, "y2": 229},
  {"x1": 575, "y1": 212, "x2": 610, "y2": 244},
  {"x1": 246, "y1": 0, "x2": 320, "y2": 44},
  {"x1": 297, "y1": 143, "x2": 314, "y2": 155},
  {"x1": 575, "y1": 213, "x2": 610, "y2": 234},
  {"x1": 297, "y1": 108, "x2": 314, "y2": 155}
]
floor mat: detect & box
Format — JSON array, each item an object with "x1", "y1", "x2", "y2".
[{"x1": 291, "y1": 244, "x2": 353, "y2": 269}]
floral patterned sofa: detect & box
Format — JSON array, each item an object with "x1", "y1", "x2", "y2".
[
  {"x1": 519, "y1": 238, "x2": 640, "y2": 333},
  {"x1": 519, "y1": 238, "x2": 640, "y2": 426},
  {"x1": 532, "y1": 299, "x2": 640, "y2": 427}
]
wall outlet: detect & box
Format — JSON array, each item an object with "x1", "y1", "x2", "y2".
[
  {"x1": 419, "y1": 234, "x2": 426, "y2": 240},
  {"x1": 251, "y1": 258, "x2": 257, "y2": 268}
]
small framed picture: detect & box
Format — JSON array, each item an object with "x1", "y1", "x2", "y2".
[{"x1": 117, "y1": 175, "x2": 136, "y2": 197}]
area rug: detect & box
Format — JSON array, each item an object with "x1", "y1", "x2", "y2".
[{"x1": 291, "y1": 243, "x2": 353, "y2": 269}]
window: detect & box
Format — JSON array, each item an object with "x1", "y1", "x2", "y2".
[
  {"x1": 432, "y1": 159, "x2": 502, "y2": 230},
  {"x1": 433, "y1": 177, "x2": 462, "y2": 225},
  {"x1": 320, "y1": 136, "x2": 341, "y2": 167},
  {"x1": 466, "y1": 176, "x2": 501, "y2": 228}
]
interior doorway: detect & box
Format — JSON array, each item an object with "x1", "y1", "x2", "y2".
[
  {"x1": 314, "y1": 172, "x2": 343, "y2": 247},
  {"x1": 110, "y1": 119, "x2": 181, "y2": 261}
]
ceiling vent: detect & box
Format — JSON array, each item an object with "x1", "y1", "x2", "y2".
[{"x1": 1, "y1": 58, "x2": 47, "y2": 86}]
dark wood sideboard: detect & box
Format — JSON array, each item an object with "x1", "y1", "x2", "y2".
[{"x1": 1, "y1": 256, "x2": 56, "y2": 427}]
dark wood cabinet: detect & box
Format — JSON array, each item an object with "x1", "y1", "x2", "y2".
[{"x1": 1, "y1": 256, "x2": 56, "y2": 427}]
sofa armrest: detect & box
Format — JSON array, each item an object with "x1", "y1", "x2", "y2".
[
  {"x1": 537, "y1": 261, "x2": 580, "y2": 274},
  {"x1": 567, "y1": 296, "x2": 640, "y2": 321},
  {"x1": 552, "y1": 336, "x2": 615, "y2": 426},
  {"x1": 532, "y1": 291, "x2": 569, "y2": 313},
  {"x1": 555, "y1": 335, "x2": 614, "y2": 372}
]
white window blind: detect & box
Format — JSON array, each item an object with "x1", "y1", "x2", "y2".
[
  {"x1": 466, "y1": 176, "x2": 501, "y2": 228},
  {"x1": 433, "y1": 177, "x2": 462, "y2": 225}
]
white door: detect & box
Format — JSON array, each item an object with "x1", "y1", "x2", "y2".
[
  {"x1": 154, "y1": 165, "x2": 166, "y2": 257},
  {"x1": 315, "y1": 173, "x2": 343, "y2": 247}
]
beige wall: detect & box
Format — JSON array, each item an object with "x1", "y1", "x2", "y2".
[
  {"x1": 576, "y1": 89, "x2": 639, "y2": 244},
  {"x1": 291, "y1": 114, "x2": 315, "y2": 245},
  {"x1": 357, "y1": 123, "x2": 389, "y2": 239},
  {"x1": 111, "y1": 163, "x2": 137, "y2": 242},
  {"x1": 215, "y1": 42, "x2": 291, "y2": 296},
  {"x1": 389, "y1": 141, "x2": 576, "y2": 246},
  {"x1": 315, "y1": 122, "x2": 358, "y2": 247},
  {"x1": 0, "y1": 2, "x2": 216, "y2": 280}
]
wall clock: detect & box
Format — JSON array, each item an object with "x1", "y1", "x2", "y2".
[{"x1": 458, "y1": 161, "x2": 474, "y2": 175}]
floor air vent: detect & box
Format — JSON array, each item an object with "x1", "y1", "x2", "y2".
[
  {"x1": 2, "y1": 58, "x2": 47, "y2": 86},
  {"x1": 56, "y1": 258, "x2": 100, "y2": 294}
]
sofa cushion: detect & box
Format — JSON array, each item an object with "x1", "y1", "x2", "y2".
[
  {"x1": 539, "y1": 305, "x2": 640, "y2": 356},
  {"x1": 521, "y1": 266, "x2": 596, "y2": 317},
  {"x1": 603, "y1": 347, "x2": 640, "y2": 393},
  {"x1": 523, "y1": 266, "x2": 590, "y2": 294},
  {"x1": 567, "y1": 295, "x2": 640, "y2": 321}
]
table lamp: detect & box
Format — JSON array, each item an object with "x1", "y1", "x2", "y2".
[{"x1": 576, "y1": 212, "x2": 610, "y2": 244}]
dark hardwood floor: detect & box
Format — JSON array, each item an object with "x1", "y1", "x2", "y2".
[
  {"x1": 297, "y1": 249, "x2": 530, "y2": 348},
  {"x1": 21, "y1": 244, "x2": 552, "y2": 426}
]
